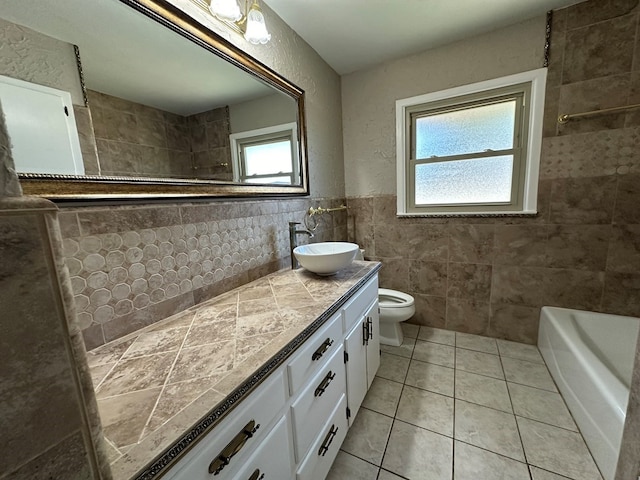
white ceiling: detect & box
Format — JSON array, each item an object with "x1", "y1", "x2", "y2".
[{"x1": 264, "y1": 0, "x2": 581, "y2": 75}]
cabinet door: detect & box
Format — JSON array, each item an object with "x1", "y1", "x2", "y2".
[
  {"x1": 344, "y1": 319, "x2": 368, "y2": 425},
  {"x1": 365, "y1": 300, "x2": 380, "y2": 388}
]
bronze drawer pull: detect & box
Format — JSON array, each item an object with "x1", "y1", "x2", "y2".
[
  {"x1": 318, "y1": 424, "x2": 339, "y2": 457},
  {"x1": 312, "y1": 338, "x2": 334, "y2": 361},
  {"x1": 314, "y1": 370, "x2": 336, "y2": 397},
  {"x1": 367, "y1": 317, "x2": 373, "y2": 340},
  {"x1": 209, "y1": 419, "x2": 260, "y2": 475},
  {"x1": 362, "y1": 319, "x2": 369, "y2": 345},
  {"x1": 248, "y1": 469, "x2": 264, "y2": 480}
]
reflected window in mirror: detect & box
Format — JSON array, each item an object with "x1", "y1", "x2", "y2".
[{"x1": 231, "y1": 122, "x2": 299, "y2": 184}]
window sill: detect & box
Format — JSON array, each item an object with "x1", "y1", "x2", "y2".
[{"x1": 396, "y1": 211, "x2": 538, "y2": 218}]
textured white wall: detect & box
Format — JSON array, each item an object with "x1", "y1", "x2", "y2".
[
  {"x1": 169, "y1": 0, "x2": 345, "y2": 198},
  {"x1": 341, "y1": 16, "x2": 547, "y2": 197},
  {"x1": 0, "y1": 17, "x2": 84, "y2": 106}
]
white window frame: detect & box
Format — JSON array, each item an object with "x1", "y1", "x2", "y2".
[
  {"x1": 395, "y1": 68, "x2": 547, "y2": 216},
  {"x1": 229, "y1": 122, "x2": 299, "y2": 184}
]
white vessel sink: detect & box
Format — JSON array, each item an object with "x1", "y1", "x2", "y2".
[{"x1": 293, "y1": 242, "x2": 359, "y2": 275}]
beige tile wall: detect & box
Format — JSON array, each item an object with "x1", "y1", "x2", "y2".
[
  {"x1": 59, "y1": 197, "x2": 347, "y2": 350},
  {"x1": 347, "y1": 0, "x2": 640, "y2": 344},
  {"x1": 87, "y1": 90, "x2": 234, "y2": 180}
]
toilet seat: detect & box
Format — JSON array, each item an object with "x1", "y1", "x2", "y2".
[{"x1": 378, "y1": 288, "x2": 414, "y2": 308}]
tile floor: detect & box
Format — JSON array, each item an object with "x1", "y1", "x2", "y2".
[{"x1": 326, "y1": 324, "x2": 604, "y2": 480}]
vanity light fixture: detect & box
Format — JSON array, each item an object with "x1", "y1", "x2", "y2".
[{"x1": 208, "y1": 0, "x2": 271, "y2": 44}]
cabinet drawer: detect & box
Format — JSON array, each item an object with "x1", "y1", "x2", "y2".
[
  {"x1": 296, "y1": 394, "x2": 348, "y2": 480},
  {"x1": 232, "y1": 415, "x2": 294, "y2": 480},
  {"x1": 163, "y1": 370, "x2": 287, "y2": 480},
  {"x1": 291, "y1": 345, "x2": 346, "y2": 461},
  {"x1": 287, "y1": 311, "x2": 342, "y2": 395},
  {"x1": 342, "y1": 276, "x2": 378, "y2": 333}
]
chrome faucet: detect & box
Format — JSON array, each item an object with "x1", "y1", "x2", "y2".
[{"x1": 289, "y1": 221, "x2": 314, "y2": 269}]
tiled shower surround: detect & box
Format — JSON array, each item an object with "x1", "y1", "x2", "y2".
[
  {"x1": 87, "y1": 90, "x2": 233, "y2": 180},
  {"x1": 60, "y1": 198, "x2": 347, "y2": 350},
  {"x1": 347, "y1": 0, "x2": 640, "y2": 345}
]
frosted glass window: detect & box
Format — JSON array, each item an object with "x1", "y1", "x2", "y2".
[
  {"x1": 244, "y1": 140, "x2": 293, "y2": 176},
  {"x1": 415, "y1": 101, "x2": 516, "y2": 159},
  {"x1": 397, "y1": 69, "x2": 546, "y2": 215},
  {"x1": 415, "y1": 156, "x2": 513, "y2": 205}
]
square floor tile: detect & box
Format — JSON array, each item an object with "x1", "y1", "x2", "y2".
[
  {"x1": 454, "y1": 400, "x2": 524, "y2": 461},
  {"x1": 418, "y1": 326, "x2": 455, "y2": 346},
  {"x1": 341, "y1": 408, "x2": 393, "y2": 466},
  {"x1": 378, "y1": 470, "x2": 405, "y2": 480},
  {"x1": 517, "y1": 417, "x2": 602, "y2": 480},
  {"x1": 502, "y1": 357, "x2": 557, "y2": 392},
  {"x1": 362, "y1": 377, "x2": 403, "y2": 417},
  {"x1": 456, "y1": 332, "x2": 499, "y2": 354},
  {"x1": 529, "y1": 466, "x2": 574, "y2": 480},
  {"x1": 377, "y1": 352, "x2": 411, "y2": 383},
  {"x1": 455, "y1": 348, "x2": 504, "y2": 379},
  {"x1": 497, "y1": 339, "x2": 544, "y2": 364},
  {"x1": 396, "y1": 385, "x2": 453, "y2": 437},
  {"x1": 508, "y1": 382, "x2": 576, "y2": 431},
  {"x1": 381, "y1": 336, "x2": 416, "y2": 358},
  {"x1": 326, "y1": 451, "x2": 379, "y2": 480},
  {"x1": 454, "y1": 370, "x2": 512, "y2": 413},
  {"x1": 405, "y1": 359, "x2": 454, "y2": 397},
  {"x1": 413, "y1": 340, "x2": 455, "y2": 367},
  {"x1": 382, "y1": 420, "x2": 453, "y2": 480},
  {"x1": 454, "y1": 441, "x2": 530, "y2": 480}
]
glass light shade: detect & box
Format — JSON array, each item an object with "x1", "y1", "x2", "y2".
[
  {"x1": 209, "y1": 0, "x2": 242, "y2": 22},
  {"x1": 244, "y1": 2, "x2": 271, "y2": 44}
]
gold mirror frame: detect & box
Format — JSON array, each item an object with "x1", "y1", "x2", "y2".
[{"x1": 18, "y1": 0, "x2": 309, "y2": 200}]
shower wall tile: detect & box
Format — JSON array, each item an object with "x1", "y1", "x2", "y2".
[
  {"x1": 566, "y1": 0, "x2": 639, "y2": 29},
  {"x1": 542, "y1": 268, "x2": 605, "y2": 310},
  {"x1": 545, "y1": 225, "x2": 610, "y2": 270},
  {"x1": 540, "y1": 127, "x2": 640, "y2": 179},
  {"x1": 602, "y1": 272, "x2": 640, "y2": 316},
  {"x1": 557, "y1": 74, "x2": 630, "y2": 134},
  {"x1": 607, "y1": 225, "x2": 640, "y2": 273},
  {"x1": 614, "y1": 174, "x2": 640, "y2": 224},
  {"x1": 549, "y1": 176, "x2": 617, "y2": 224},
  {"x1": 563, "y1": 13, "x2": 636, "y2": 84}
]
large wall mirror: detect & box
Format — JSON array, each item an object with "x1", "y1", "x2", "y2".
[{"x1": 0, "y1": 0, "x2": 309, "y2": 199}]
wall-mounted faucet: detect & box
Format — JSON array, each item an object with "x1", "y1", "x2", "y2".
[{"x1": 289, "y1": 221, "x2": 314, "y2": 269}]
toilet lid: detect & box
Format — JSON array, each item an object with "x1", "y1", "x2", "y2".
[{"x1": 378, "y1": 288, "x2": 414, "y2": 308}]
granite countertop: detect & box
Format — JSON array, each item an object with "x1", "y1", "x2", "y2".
[{"x1": 85, "y1": 261, "x2": 380, "y2": 480}]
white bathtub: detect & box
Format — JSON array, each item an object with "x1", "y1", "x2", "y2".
[{"x1": 538, "y1": 306, "x2": 640, "y2": 480}]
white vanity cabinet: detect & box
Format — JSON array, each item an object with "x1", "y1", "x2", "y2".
[
  {"x1": 161, "y1": 371, "x2": 291, "y2": 480},
  {"x1": 162, "y1": 272, "x2": 380, "y2": 480},
  {"x1": 343, "y1": 277, "x2": 380, "y2": 424}
]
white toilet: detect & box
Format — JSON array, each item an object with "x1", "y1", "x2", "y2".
[
  {"x1": 354, "y1": 248, "x2": 415, "y2": 346},
  {"x1": 378, "y1": 288, "x2": 415, "y2": 346}
]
